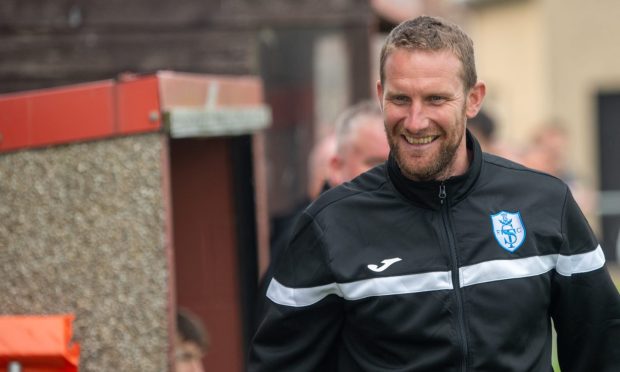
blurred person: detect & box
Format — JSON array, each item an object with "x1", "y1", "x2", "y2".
[
  {"x1": 467, "y1": 109, "x2": 496, "y2": 152},
  {"x1": 262, "y1": 132, "x2": 336, "y2": 303},
  {"x1": 270, "y1": 131, "x2": 336, "y2": 256},
  {"x1": 271, "y1": 99, "x2": 388, "y2": 258},
  {"x1": 176, "y1": 308, "x2": 209, "y2": 372},
  {"x1": 307, "y1": 132, "x2": 337, "y2": 200},
  {"x1": 270, "y1": 100, "x2": 387, "y2": 265},
  {"x1": 271, "y1": 99, "x2": 388, "y2": 255},
  {"x1": 249, "y1": 15, "x2": 620, "y2": 371},
  {"x1": 524, "y1": 123, "x2": 596, "y2": 216},
  {"x1": 523, "y1": 123, "x2": 572, "y2": 180},
  {"x1": 468, "y1": 109, "x2": 522, "y2": 162},
  {"x1": 256, "y1": 100, "x2": 389, "y2": 321},
  {"x1": 327, "y1": 99, "x2": 390, "y2": 186}
]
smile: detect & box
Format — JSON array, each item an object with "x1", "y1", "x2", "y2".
[{"x1": 403, "y1": 134, "x2": 436, "y2": 145}]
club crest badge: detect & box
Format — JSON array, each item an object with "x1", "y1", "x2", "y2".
[{"x1": 490, "y1": 211, "x2": 526, "y2": 253}]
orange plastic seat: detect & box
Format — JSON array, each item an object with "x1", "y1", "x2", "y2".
[{"x1": 0, "y1": 314, "x2": 79, "y2": 372}]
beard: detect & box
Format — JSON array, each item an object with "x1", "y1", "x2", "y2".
[
  {"x1": 395, "y1": 139, "x2": 460, "y2": 181},
  {"x1": 387, "y1": 110, "x2": 466, "y2": 182}
]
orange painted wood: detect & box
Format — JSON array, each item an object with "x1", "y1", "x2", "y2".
[
  {"x1": 0, "y1": 77, "x2": 162, "y2": 153},
  {"x1": 116, "y1": 76, "x2": 162, "y2": 134},
  {"x1": 157, "y1": 71, "x2": 264, "y2": 110},
  {"x1": 0, "y1": 96, "x2": 30, "y2": 152},
  {"x1": 0, "y1": 314, "x2": 79, "y2": 371},
  {"x1": 29, "y1": 82, "x2": 115, "y2": 147}
]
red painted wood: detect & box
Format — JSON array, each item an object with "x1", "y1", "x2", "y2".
[
  {"x1": 0, "y1": 96, "x2": 30, "y2": 152},
  {"x1": 0, "y1": 77, "x2": 162, "y2": 153},
  {"x1": 170, "y1": 137, "x2": 244, "y2": 372},
  {"x1": 116, "y1": 76, "x2": 161, "y2": 134},
  {"x1": 29, "y1": 82, "x2": 115, "y2": 147}
]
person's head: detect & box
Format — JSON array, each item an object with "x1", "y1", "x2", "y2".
[
  {"x1": 376, "y1": 16, "x2": 486, "y2": 181},
  {"x1": 176, "y1": 309, "x2": 208, "y2": 372},
  {"x1": 524, "y1": 123, "x2": 570, "y2": 177},
  {"x1": 307, "y1": 132, "x2": 337, "y2": 199},
  {"x1": 467, "y1": 110, "x2": 496, "y2": 150},
  {"x1": 533, "y1": 123, "x2": 569, "y2": 163},
  {"x1": 328, "y1": 100, "x2": 390, "y2": 186},
  {"x1": 379, "y1": 16, "x2": 477, "y2": 90}
]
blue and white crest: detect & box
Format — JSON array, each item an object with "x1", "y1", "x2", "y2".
[{"x1": 490, "y1": 211, "x2": 526, "y2": 253}]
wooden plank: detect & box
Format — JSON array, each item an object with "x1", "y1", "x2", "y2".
[
  {"x1": 0, "y1": 76, "x2": 163, "y2": 153},
  {"x1": 0, "y1": 31, "x2": 255, "y2": 94},
  {"x1": 0, "y1": 81, "x2": 116, "y2": 152},
  {"x1": 0, "y1": 0, "x2": 369, "y2": 28},
  {"x1": 0, "y1": 96, "x2": 29, "y2": 152},
  {"x1": 0, "y1": 0, "x2": 219, "y2": 28},
  {"x1": 116, "y1": 76, "x2": 162, "y2": 135},
  {"x1": 29, "y1": 82, "x2": 115, "y2": 147},
  {"x1": 171, "y1": 137, "x2": 244, "y2": 372}
]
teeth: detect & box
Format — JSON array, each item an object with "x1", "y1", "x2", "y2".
[{"x1": 404, "y1": 135, "x2": 434, "y2": 145}]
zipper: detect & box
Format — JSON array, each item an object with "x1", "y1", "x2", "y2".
[
  {"x1": 439, "y1": 183, "x2": 447, "y2": 203},
  {"x1": 439, "y1": 182, "x2": 468, "y2": 372}
]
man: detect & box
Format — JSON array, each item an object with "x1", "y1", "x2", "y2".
[
  {"x1": 523, "y1": 123, "x2": 596, "y2": 218},
  {"x1": 327, "y1": 99, "x2": 390, "y2": 187},
  {"x1": 270, "y1": 99, "x2": 388, "y2": 257},
  {"x1": 307, "y1": 132, "x2": 337, "y2": 200},
  {"x1": 176, "y1": 309, "x2": 208, "y2": 372},
  {"x1": 257, "y1": 100, "x2": 389, "y2": 320},
  {"x1": 249, "y1": 16, "x2": 620, "y2": 371}
]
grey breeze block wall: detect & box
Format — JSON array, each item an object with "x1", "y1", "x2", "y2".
[{"x1": 0, "y1": 133, "x2": 171, "y2": 371}]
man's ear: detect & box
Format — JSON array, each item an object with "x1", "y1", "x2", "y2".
[
  {"x1": 376, "y1": 80, "x2": 384, "y2": 112},
  {"x1": 466, "y1": 81, "x2": 486, "y2": 118},
  {"x1": 328, "y1": 154, "x2": 344, "y2": 187}
]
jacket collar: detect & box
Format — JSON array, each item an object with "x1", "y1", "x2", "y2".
[{"x1": 387, "y1": 129, "x2": 482, "y2": 210}]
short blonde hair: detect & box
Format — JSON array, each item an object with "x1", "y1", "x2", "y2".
[{"x1": 379, "y1": 16, "x2": 477, "y2": 90}]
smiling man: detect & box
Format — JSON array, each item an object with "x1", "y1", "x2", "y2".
[
  {"x1": 378, "y1": 47, "x2": 484, "y2": 182},
  {"x1": 249, "y1": 16, "x2": 620, "y2": 371}
]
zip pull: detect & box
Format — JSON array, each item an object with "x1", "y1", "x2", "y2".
[{"x1": 439, "y1": 183, "x2": 447, "y2": 204}]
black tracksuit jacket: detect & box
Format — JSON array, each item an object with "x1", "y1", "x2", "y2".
[{"x1": 249, "y1": 132, "x2": 620, "y2": 371}]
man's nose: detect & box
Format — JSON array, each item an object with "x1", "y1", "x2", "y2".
[{"x1": 403, "y1": 101, "x2": 429, "y2": 132}]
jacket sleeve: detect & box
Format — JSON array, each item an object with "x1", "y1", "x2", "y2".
[
  {"x1": 248, "y1": 211, "x2": 343, "y2": 371},
  {"x1": 551, "y1": 188, "x2": 620, "y2": 372}
]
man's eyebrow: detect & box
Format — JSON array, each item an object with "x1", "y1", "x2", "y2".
[{"x1": 384, "y1": 89, "x2": 406, "y2": 96}]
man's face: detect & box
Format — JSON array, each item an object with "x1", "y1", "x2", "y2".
[
  {"x1": 377, "y1": 48, "x2": 484, "y2": 181},
  {"x1": 175, "y1": 338, "x2": 205, "y2": 372},
  {"x1": 330, "y1": 116, "x2": 390, "y2": 186}
]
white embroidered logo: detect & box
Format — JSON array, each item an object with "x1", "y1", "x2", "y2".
[
  {"x1": 490, "y1": 211, "x2": 526, "y2": 253},
  {"x1": 367, "y1": 257, "x2": 402, "y2": 272}
]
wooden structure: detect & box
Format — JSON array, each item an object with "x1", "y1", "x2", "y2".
[
  {"x1": 0, "y1": 0, "x2": 376, "y2": 223},
  {"x1": 0, "y1": 71, "x2": 270, "y2": 371},
  {"x1": 0, "y1": 2, "x2": 382, "y2": 368}
]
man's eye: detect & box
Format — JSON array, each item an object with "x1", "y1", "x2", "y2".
[
  {"x1": 391, "y1": 96, "x2": 409, "y2": 105},
  {"x1": 429, "y1": 96, "x2": 445, "y2": 104}
]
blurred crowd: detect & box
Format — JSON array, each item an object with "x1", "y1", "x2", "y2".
[{"x1": 468, "y1": 110, "x2": 597, "y2": 219}]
